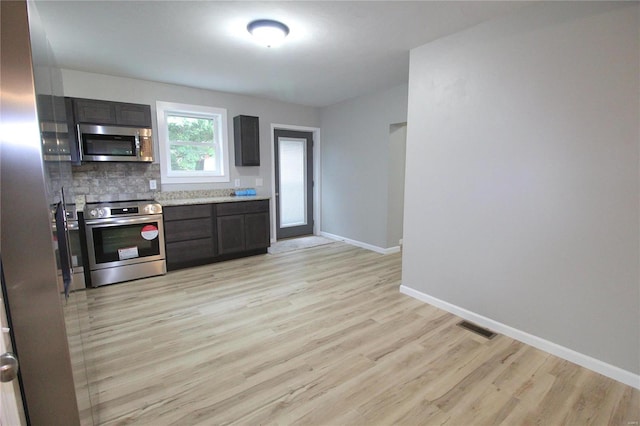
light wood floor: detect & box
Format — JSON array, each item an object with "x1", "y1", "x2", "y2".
[{"x1": 67, "y1": 242, "x2": 639, "y2": 425}]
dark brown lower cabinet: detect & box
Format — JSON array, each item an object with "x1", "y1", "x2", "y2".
[
  {"x1": 164, "y1": 204, "x2": 215, "y2": 270},
  {"x1": 216, "y1": 200, "x2": 270, "y2": 255},
  {"x1": 164, "y1": 200, "x2": 270, "y2": 270},
  {"x1": 216, "y1": 215, "x2": 245, "y2": 255},
  {"x1": 245, "y1": 212, "x2": 270, "y2": 250},
  {"x1": 166, "y1": 238, "x2": 215, "y2": 264}
]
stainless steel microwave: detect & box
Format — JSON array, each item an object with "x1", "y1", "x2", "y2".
[{"x1": 77, "y1": 123, "x2": 153, "y2": 162}]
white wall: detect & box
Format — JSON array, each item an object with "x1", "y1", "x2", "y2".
[
  {"x1": 61, "y1": 69, "x2": 320, "y2": 195},
  {"x1": 402, "y1": 1, "x2": 639, "y2": 380},
  {"x1": 320, "y1": 84, "x2": 408, "y2": 250}
]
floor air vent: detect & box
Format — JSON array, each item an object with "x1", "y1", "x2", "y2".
[{"x1": 457, "y1": 320, "x2": 497, "y2": 339}]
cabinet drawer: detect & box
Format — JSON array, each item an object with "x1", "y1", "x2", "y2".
[
  {"x1": 164, "y1": 217, "x2": 213, "y2": 243},
  {"x1": 166, "y1": 238, "x2": 215, "y2": 263},
  {"x1": 216, "y1": 200, "x2": 268, "y2": 216},
  {"x1": 164, "y1": 204, "x2": 212, "y2": 221}
]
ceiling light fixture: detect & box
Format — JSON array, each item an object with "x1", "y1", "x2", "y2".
[{"x1": 247, "y1": 19, "x2": 289, "y2": 48}]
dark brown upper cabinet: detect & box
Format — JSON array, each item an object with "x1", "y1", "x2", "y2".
[
  {"x1": 115, "y1": 103, "x2": 152, "y2": 126},
  {"x1": 233, "y1": 115, "x2": 260, "y2": 166},
  {"x1": 72, "y1": 98, "x2": 152, "y2": 127}
]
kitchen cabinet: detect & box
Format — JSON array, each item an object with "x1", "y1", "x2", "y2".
[
  {"x1": 72, "y1": 98, "x2": 152, "y2": 127},
  {"x1": 233, "y1": 115, "x2": 260, "y2": 166},
  {"x1": 73, "y1": 98, "x2": 116, "y2": 124},
  {"x1": 245, "y1": 211, "x2": 271, "y2": 250},
  {"x1": 164, "y1": 199, "x2": 270, "y2": 271},
  {"x1": 216, "y1": 215, "x2": 245, "y2": 254},
  {"x1": 164, "y1": 204, "x2": 215, "y2": 270},
  {"x1": 216, "y1": 200, "x2": 270, "y2": 255},
  {"x1": 37, "y1": 94, "x2": 66, "y2": 121},
  {"x1": 115, "y1": 103, "x2": 152, "y2": 126},
  {"x1": 37, "y1": 95, "x2": 81, "y2": 163}
]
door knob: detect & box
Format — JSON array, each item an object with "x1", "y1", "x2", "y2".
[{"x1": 0, "y1": 352, "x2": 19, "y2": 382}]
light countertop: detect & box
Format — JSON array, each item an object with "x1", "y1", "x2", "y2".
[{"x1": 157, "y1": 195, "x2": 270, "y2": 207}]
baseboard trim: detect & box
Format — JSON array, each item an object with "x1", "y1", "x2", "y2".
[
  {"x1": 319, "y1": 231, "x2": 400, "y2": 255},
  {"x1": 399, "y1": 284, "x2": 640, "y2": 390}
]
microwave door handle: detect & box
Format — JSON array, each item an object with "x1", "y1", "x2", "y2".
[
  {"x1": 135, "y1": 134, "x2": 140, "y2": 159},
  {"x1": 76, "y1": 124, "x2": 85, "y2": 161}
]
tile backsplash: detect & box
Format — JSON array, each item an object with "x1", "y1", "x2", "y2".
[
  {"x1": 69, "y1": 162, "x2": 161, "y2": 203},
  {"x1": 47, "y1": 162, "x2": 245, "y2": 206}
]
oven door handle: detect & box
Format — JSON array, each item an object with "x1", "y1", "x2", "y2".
[{"x1": 84, "y1": 215, "x2": 162, "y2": 226}]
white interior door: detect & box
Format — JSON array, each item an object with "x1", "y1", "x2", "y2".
[{"x1": 0, "y1": 292, "x2": 26, "y2": 426}]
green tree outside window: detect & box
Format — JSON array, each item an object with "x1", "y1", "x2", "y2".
[{"x1": 168, "y1": 116, "x2": 218, "y2": 171}]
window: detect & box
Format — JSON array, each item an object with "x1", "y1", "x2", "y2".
[{"x1": 156, "y1": 101, "x2": 230, "y2": 183}]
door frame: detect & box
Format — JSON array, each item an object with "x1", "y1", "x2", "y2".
[{"x1": 270, "y1": 124, "x2": 321, "y2": 243}]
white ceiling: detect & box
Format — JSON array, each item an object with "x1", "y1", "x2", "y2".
[{"x1": 33, "y1": 1, "x2": 532, "y2": 107}]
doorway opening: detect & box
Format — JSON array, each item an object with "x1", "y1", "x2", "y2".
[{"x1": 387, "y1": 122, "x2": 407, "y2": 250}]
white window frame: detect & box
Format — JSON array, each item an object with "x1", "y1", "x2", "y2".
[{"x1": 156, "y1": 101, "x2": 230, "y2": 184}]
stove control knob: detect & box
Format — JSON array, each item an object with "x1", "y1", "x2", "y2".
[
  {"x1": 89, "y1": 209, "x2": 97, "y2": 218},
  {"x1": 144, "y1": 204, "x2": 158, "y2": 214},
  {"x1": 99, "y1": 208, "x2": 106, "y2": 217}
]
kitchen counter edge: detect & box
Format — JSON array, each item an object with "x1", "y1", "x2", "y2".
[{"x1": 157, "y1": 195, "x2": 270, "y2": 207}]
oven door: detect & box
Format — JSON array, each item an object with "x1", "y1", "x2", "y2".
[{"x1": 85, "y1": 215, "x2": 165, "y2": 271}]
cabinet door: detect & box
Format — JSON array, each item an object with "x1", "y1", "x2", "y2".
[
  {"x1": 65, "y1": 98, "x2": 81, "y2": 164},
  {"x1": 36, "y1": 94, "x2": 65, "y2": 121},
  {"x1": 217, "y1": 215, "x2": 245, "y2": 255},
  {"x1": 234, "y1": 115, "x2": 260, "y2": 166},
  {"x1": 245, "y1": 212, "x2": 270, "y2": 250},
  {"x1": 73, "y1": 99, "x2": 116, "y2": 124},
  {"x1": 115, "y1": 103, "x2": 152, "y2": 127}
]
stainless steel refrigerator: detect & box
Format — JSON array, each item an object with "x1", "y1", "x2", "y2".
[{"x1": 1, "y1": 1, "x2": 82, "y2": 423}]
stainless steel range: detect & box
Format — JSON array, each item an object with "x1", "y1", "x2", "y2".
[
  {"x1": 51, "y1": 203, "x2": 86, "y2": 293},
  {"x1": 84, "y1": 200, "x2": 166, "y2": 287}
]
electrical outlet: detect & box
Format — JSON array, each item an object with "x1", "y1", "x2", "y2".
[
  {"x1": 149, "y1": 179, "x2": 157, "y2": 190},
  {"x1": 234, "y1": 179, "x2": 241, "y2": 188},
  {"x1": 255, "y1": 178, "x2": 263, "y2": 187}
]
